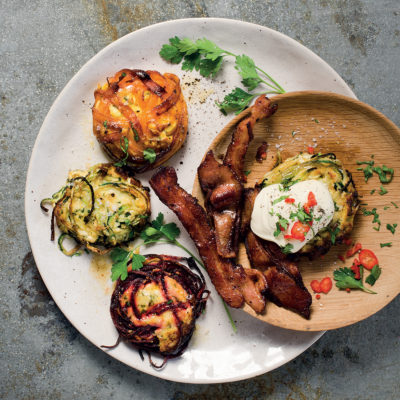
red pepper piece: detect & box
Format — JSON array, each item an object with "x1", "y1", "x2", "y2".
[
  {"x1": 279, "y1": 225, "x2": 285, "y2": 231},
  {"x1": 285, "y1": 197, "x2": 295, "y2": 203},
  {"x1": 316, "y1": 294, "x2": 321, "y2": 300},
  {"x1": 320, "y1": 277, "x2": 333, "y2": 294},
  {"x1": 350, "y1": 259, "x2": 361, "y2": 280},
  {"x1": 290, "y1": 221, "x2": 310, "y2": 241},
  {"x1": 310, "y1": 280, "x2": 321, "y2": 293},
  {"x1": 346, "y1": 242, "x2": 362, "y2": 258},
  {"x1": 307, "y1": 192, "x2": 317, "y2": 207},
  {"x1": 303, "y1": 204, "x2": 310, "y2": 214},
  {"x1": 338, "y1": 255, "x2": 345, "y2": 262},
  {"x1": 359, "y1": 249, "x2": 379, "y2": 270},
  {"x1": 346, "y1": 288, "x2": 351, "y2": 293},
  {"x1": 307, "y1": 146, "x2": 315, "y2": 154}
]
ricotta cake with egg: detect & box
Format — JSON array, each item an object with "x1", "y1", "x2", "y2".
[{"x1": 251, "y1": 152, "x2": 359, "y2": 257}]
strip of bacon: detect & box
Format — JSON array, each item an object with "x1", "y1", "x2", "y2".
[
  {"x1": 198, "y1": 96, "x2": 277, "y2": 259},
  {"x1": 198, "y1": 151, "x2": 242, "y2": 258},
  {"x1": 150, "y1": 167, "x2": 267, "y2": 312},
  {"x1": 224, "y1": 96, "x2": 278, "y2": 182},
  {"x1": 242, "y1": 188, "x2": 312, "y2": 318}
]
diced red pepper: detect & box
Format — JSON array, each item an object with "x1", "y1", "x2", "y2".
[
  {"x1": 279, "y1": 225, "x2": 285, "y2": 231},
  {"x1": 311, "y1": 277, "x2": 332, "y2": 294},
  {"x1": 338, "y1": 255, "x2": 345, "y2": 262},
  {"x1": 285, "y1": 197, "x2": 295, "y2": 203},
  {"x1": 303, "y1": 191, "x2": 317, "y2": 215},
  {"x1": 346, "y1": 288, "x2": 351, "y2": 293},
  {"x1": 346, "y1": 242, "x2": 362, "y2": 258},
  {"x1": 307, "y1": 192, "x2": 317, "y2": 207},
  {"x1": 359, "y1": 249, "x2": 379, "y2": 270},
  {"x1": 320, "y1": 277, "x2": 333, "y2": 294},
  {"x1": 316, "y1": 294, "x2": 321, "y2": 300},
  {"x1": 350, "y1": 258, "x2": 361, "y2": 280},
  {"x1": 310, "y1": 280, "x2": 321, "y2": 293},
  {"x1": 290, "y1": 221, "x2": 311, "y2": 241},
  {"x1": 307, "y1": 146, "x2": 315, "y2": 154}
]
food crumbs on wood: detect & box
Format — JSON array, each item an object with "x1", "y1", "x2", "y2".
[{"x1": 256, "y1": 142, "x2": 268, "y2": 162}]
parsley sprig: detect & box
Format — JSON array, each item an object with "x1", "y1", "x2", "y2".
[
  {"x1": 110, "y1": 212, "x2": 237, "y2": 332},
  {"x1": 114, "y1": 136, "x2": 129, "y2": 167},
  {"x1": 333, "y1": 267, "x2": 376, "y2": 294},
  {"x1": 160, "y1": 36, "x2": 285, "y2": 114}
]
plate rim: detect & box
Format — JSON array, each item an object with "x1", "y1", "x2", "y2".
[{"x1": 24, "y1": 18, "x2": 361, "y2": 383}]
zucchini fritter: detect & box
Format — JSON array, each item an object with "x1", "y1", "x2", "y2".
[
  {"x1": 92, "y1": 69, "x2": 188, "y2": 172},
  {"x1": 42, "y1": 164, "x2": 150, "y2": 253},
  {"x1": 261, "y1": 152, "x2": 359, "y2": 257}
]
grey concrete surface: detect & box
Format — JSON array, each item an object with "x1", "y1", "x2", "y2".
[{"x1": 1, "y1": 0, "x2": 399, "y2": 398}]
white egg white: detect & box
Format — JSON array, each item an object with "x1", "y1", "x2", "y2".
[{"x1": 250, "y1": 180, "x2": 334, "y2": 253}]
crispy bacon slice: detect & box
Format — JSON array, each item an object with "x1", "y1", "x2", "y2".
[
  {"x1": 224, "y1": 96, "x2": 278, "y2": 182},
  {"x1": 242, "y1": 187, "x2": 312, "y2": 318},
  {"x1": 263, "y1": 267, "x2": 311, "y2": 319},
  {"x1": 198, "y1": 151, "x2": 242, "y2": 258},
  {"x1": 150, "y1": 167, "x2": 267, "y2": 313},
  {"x1": 198, "y1": 96, "x2": 277, "y2": 259},
  {"x1": 240, "y1": 188, "x2": 260, "y2": 237},
  {"x1": 150, "y1": 166, "x2": 244, "y2": 307}
]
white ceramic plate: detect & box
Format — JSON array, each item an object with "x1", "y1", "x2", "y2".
[{"x1": 25, "y1": 18, "x2": 356, "y2": 383}]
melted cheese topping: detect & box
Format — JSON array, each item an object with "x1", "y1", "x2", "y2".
[{"x1": 251, "y1": 180, "x2": 334, "y2": 253}]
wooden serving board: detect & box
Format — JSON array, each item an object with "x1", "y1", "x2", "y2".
[{"x1": 192, "y1": 91, "x2": 400, "y2": 331}]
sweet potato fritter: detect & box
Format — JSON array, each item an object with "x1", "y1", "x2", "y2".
[{"x1": 93, "y1": 69, "x2": 188, "y2": 172}]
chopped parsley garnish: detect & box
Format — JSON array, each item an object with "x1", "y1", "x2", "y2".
[
  {"x1": 327, "y1": 226, "x2": 341, "y2": 244},
  {"x1": 386, "y1": 223, "x2": 397, "y2": 234},
  {"x1": 370, "y1": 189, "x2": 376, "y2": 195},
  {"x1": 281, "y1": 243, "x2": 294, "y2": 254},
  {"x1": 356, "y1": 158, "x2": 394, "y2": 184},
  {"x1": 143, "y1": 148, "x2": 156, "y2": 163},
  {"x1": 114, "y1": 136, "x2": 129, "y2": 167},
  {"x1": 380, "y1": 242, "x2": 392, "y2": 248},
  {"x1": 391, "y1": 201, "x2": 398, "y2": 208},
  {"x1": 130, "y1": 123, "x2": 140, "y2": 142},
  {"x1": 244, "y1": 170, "x2": 251, "y2": 176},
  {"x1": 373, "y1": 165, "x2": 394, "y2": 183},
  {"x1": 361, "y1": 207, "x2": 381, "y2": 231},
  {"x1": 365, "y1": 265, "x2": 381, "y2": 286},
  {"x1": 274, "y1": 215, "x2": 289, "y2": 237},
  {"x1": 272, "y1": 195, "x2": 289, "y2": 205},
  {"x1": 378, "y1": 185, "x2": 388, "y2": 195},
  {"x1": 290, "y1": 203, "x2": 313, "y2": 225},
  {"x1": 357, "y1": 159, "x2": 374, "y2": 182},
  {"x1": 103, "y1": 120, "x2": 108, "y2": 128},
  {"x1": 384, "y1": 206, "x2": 390, "y2": 210}
]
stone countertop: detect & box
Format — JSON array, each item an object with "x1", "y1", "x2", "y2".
[{"x1": 1, "y1": 1, "x2": 399, "y2": 399}]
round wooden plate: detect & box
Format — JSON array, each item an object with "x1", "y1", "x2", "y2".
[{"x1": 192, "y1": 91, "x2": 400, "y2": 331}]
